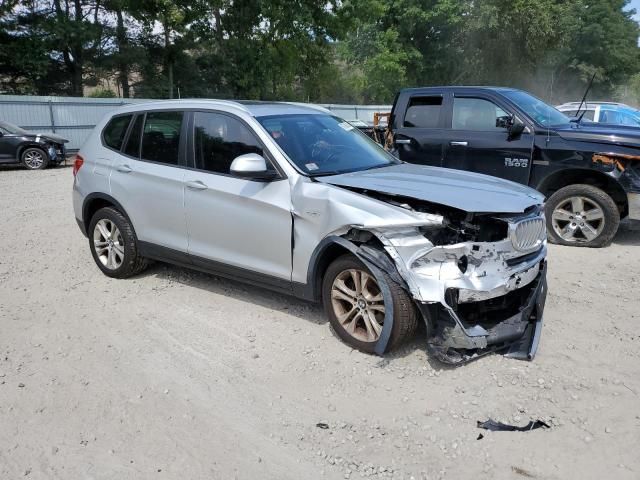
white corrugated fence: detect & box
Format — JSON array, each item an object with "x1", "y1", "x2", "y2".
[{"x1": 0, "y1": 95, "x2": 391, "y2": 151}]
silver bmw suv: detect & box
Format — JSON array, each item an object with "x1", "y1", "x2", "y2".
[{"x1": 73, "y1": 100, "x2": 548, "y2": 364}]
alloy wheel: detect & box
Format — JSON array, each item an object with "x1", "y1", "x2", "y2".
[
  {"x1": 24, "y1": 150, "x2": 44, "y2": 169},
  {"x1": 93, "y1": 219, "x2": 125, "y2": 270},
  {"x1": 331, "y1": 269, "x2": 385, "y2": 343},
  {"x1": 551, "y1": 196, "x2": 605, "y2": 243}
]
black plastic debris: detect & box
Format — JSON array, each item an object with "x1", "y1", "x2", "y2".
[
  {"x1": 316, "y1": 422, "x2": 329, "y2": 429},
  {"x1": 477, "y1": 418, "x2": 550, "y2": 432}
]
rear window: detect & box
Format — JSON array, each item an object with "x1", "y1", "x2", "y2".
[
  {"x1": 103, "y1": 115, "x2": 132, "y2": 151},
  {"x1": 404, "y1": 96, "x2": 443, "y2": 128}
]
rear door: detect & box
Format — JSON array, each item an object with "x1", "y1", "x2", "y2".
[
  {"x1": 391, "y1": 93, "x2": 449, "y2": 166},
  {"x1": 442, "y1": 95, "x2": 534, "y2": 185},
  {"x1": 109, "y1": 110, "x2": 188, "y2": 254},
  {"x1": 183, "y1": 111, "x2": 292, "y2": 283}
]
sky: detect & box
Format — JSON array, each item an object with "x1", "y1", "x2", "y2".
[{"x1": 629, "y1": 0, "x2": 640, "y2": 22}]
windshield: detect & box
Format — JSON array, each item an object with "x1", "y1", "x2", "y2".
[
  {"x1": 502, "y1": 90, "x2": 571, "y2": 127},
  {"x1": 256, "y1": 114, "x2": 398, "y2": 176},
  {"x1": 0, "y1": 120, "x2": 30, "y2": 135}
]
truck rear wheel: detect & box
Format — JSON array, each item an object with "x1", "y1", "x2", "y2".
[{"x1": 546, "y1": 184, "x2": 619, "y2": 248}]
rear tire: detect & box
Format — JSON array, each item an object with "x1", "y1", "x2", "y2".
[
  {"x1": 88, "y1": 207, "x2": 148, "y2": 278},
  {"x1": 322, "y1": 254, "x2": 417, "y2": 354},
  {"x1": 545, "y1": 184, "x2": 619, "y2": 248},
  {"x1": 21, "y1": 147, "x2": 49, "y2": 170}
]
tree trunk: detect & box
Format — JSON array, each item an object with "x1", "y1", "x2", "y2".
[
  {"x1": 115, "y1": 9, "x2": 130, "y2": 98},
  {"x1": 71, "y1": 0, "x2": 84, "y2": 96},
  {"x1": 214, "y1": 8, "x2": 223, "y2": 44},
  {"x1": 163, "y1": 16, "x2": 174, "y2": 99}
]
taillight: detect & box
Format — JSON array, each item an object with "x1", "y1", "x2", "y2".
[{"x1": 73, "y1": 154, "x2": 84, "y2": 177}]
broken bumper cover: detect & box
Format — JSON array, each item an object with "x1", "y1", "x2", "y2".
[{"x1": 419, "y1": 261, "x2": 547, "y2": 365}]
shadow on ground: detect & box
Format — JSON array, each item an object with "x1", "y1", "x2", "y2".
[
  {"x1": 135, "y1": 261, "x2": 434, "y2": 361},
  {"x1": 612, "y1": 219, "x2": 640, "y2": 247}
]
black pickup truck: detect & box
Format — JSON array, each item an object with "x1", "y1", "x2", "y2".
[{"x1": 386, "y1": 86, "x2": 640, "y2": 247}]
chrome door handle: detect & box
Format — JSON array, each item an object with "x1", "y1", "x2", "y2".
[
  {"x1": 450, "y1": 141, "x2": 468, "y2": 146},
  {"x1": 116, "y1": 164, "x2": 132, "y2": 173},
  {"x1": 186, "y1": 180, "x2": 208, "y2": 190},
  {"x1": 395, "y1": 139, "x2": 411, "y2": 145}
]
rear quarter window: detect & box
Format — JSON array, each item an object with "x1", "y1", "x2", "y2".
[{"x1": 103, "y1": 115, "x2": 133, "y2": 151}]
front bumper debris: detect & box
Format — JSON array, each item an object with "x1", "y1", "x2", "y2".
[
  {"x1": 47, "y1": 143, "x2": 66, "y2": 163},
  {"x1": 419, "y1": 261, "x2": 547, "y2": 364}
]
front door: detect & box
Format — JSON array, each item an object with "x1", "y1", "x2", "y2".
[
  {"x1": 443, "y1": 96, "x2": 534, "y2": 185},
  {"x1": 184, "y1": 111, "x2": 292, "y2": 284}
]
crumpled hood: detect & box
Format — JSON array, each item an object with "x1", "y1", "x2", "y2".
[
  {"x1": 317, "y1": 163, "x2": 544, "y2": 214},
  {"x1": 554, "y1": 124, "x2": 640, "y2": 149}
]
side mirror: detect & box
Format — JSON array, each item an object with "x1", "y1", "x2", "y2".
[
  {"x1": 497, "y1": 115, "x2": 526, "y2": 139},
  {"x1": 508, "y1": 117, "x2": 526, "y2": 139},
  {"x1": 496, "y1": 115, "x2": 512, "y2": 129},
  {"x1": 229, "y1": 153, "x2": 278, "y2": 181}
]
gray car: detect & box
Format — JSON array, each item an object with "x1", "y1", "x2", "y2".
[{"x1": 73, "y1": 100, "x2": 548, "y2": 364}]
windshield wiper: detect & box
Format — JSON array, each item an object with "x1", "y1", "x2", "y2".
[{"x1": 309, "y1": 163, "x2": 394, "y2": 178}]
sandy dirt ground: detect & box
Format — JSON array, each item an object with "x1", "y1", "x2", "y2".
[{"x1": 1, "y1": 166, "x2": 639, "y2": 480}]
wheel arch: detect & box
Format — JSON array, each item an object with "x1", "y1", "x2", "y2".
[
  {"x1": 536, "y1": 168, "x2": 628, "y2": 216},
  {"x1": 82, "y1": 193, "x2": 136, "y2": 237},
  {"x1": 17, "y1": 142, "x2": 48, "y2": 162},
  {"x1": 308, "y1": 234, "x2": 407, "y2": 355},
  {"x1": 305, "y1": 237, "x2": 354, "y2": 302}
]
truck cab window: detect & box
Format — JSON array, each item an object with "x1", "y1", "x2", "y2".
[
  {"x1": 452, "y1": 98, "x2": 509, "y2": 131},
  {"x1": 403, "y1": 96, "x2": 443, "y2": 128}
]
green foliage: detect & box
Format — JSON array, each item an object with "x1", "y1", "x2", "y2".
[
  {"x1": 0, "y1": 0, "x2": 638, "y2": 104},
  {"x1": 88, "y1": 88, "x2": 117, "y2": 98}
]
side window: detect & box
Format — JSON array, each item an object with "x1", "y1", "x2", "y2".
[
  {"x1": 103, "y1": 115, "x2": 132, "y2": 150},
  {"x1": 452, "y1": 98, "x2": 508, "y2": 131},
  {"x1": 193, "y1": 112, "x2": 264, "y2": 174},
  {"x1": 123, "y1": 114, "x2": 144, "y2": 158},
  {"x1": 619, "y1": 112, "x2": 640, "y2": 126},
  {"x1": 566, "y1": 109, "x2": 593, "y2": 120},
  {"x1": 599, "y1": 110, "x2": 615, "y2": 123},
  {"x1": 403, "y1": 96, "x2": 443, "y2": 128},
  {"x1": 141, "y1": 111, "x2": 183, "y2": 165}
]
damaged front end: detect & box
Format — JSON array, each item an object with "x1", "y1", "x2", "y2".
[{"x1": 347, "y1": 193, "x2": 548, "y2": 365}]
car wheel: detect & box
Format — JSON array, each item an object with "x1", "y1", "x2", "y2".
[
  {"x1": 21, "y1": 147, "x2": 49, "y2": 170},
  {"x1": 322, "y1": 254, "x2": 417, "y2": 353},
  {"x1": 88, "y1": 207, "x2": 148, "y2": 278},
  {"x1": 546, "y1": 184, "x2": 619, "y2": 248}
]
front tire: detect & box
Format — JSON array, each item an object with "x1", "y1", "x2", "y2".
[
  {"x1": 88, "y1": 207, "x2": 148, "y2": 278},
  {"x1": 322, "y1": 254, "x2": 417, "y2": 354},
  {"x1": 21, "y1": 147, "x2": 49, "y2": 170},
  {"x1": 546, "y1": 184, "x2": 619, "y2": 248}
]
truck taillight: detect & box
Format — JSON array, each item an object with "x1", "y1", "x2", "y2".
[{"x1": 73, "y1": 154, "x2": 84, "y2": 177}]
